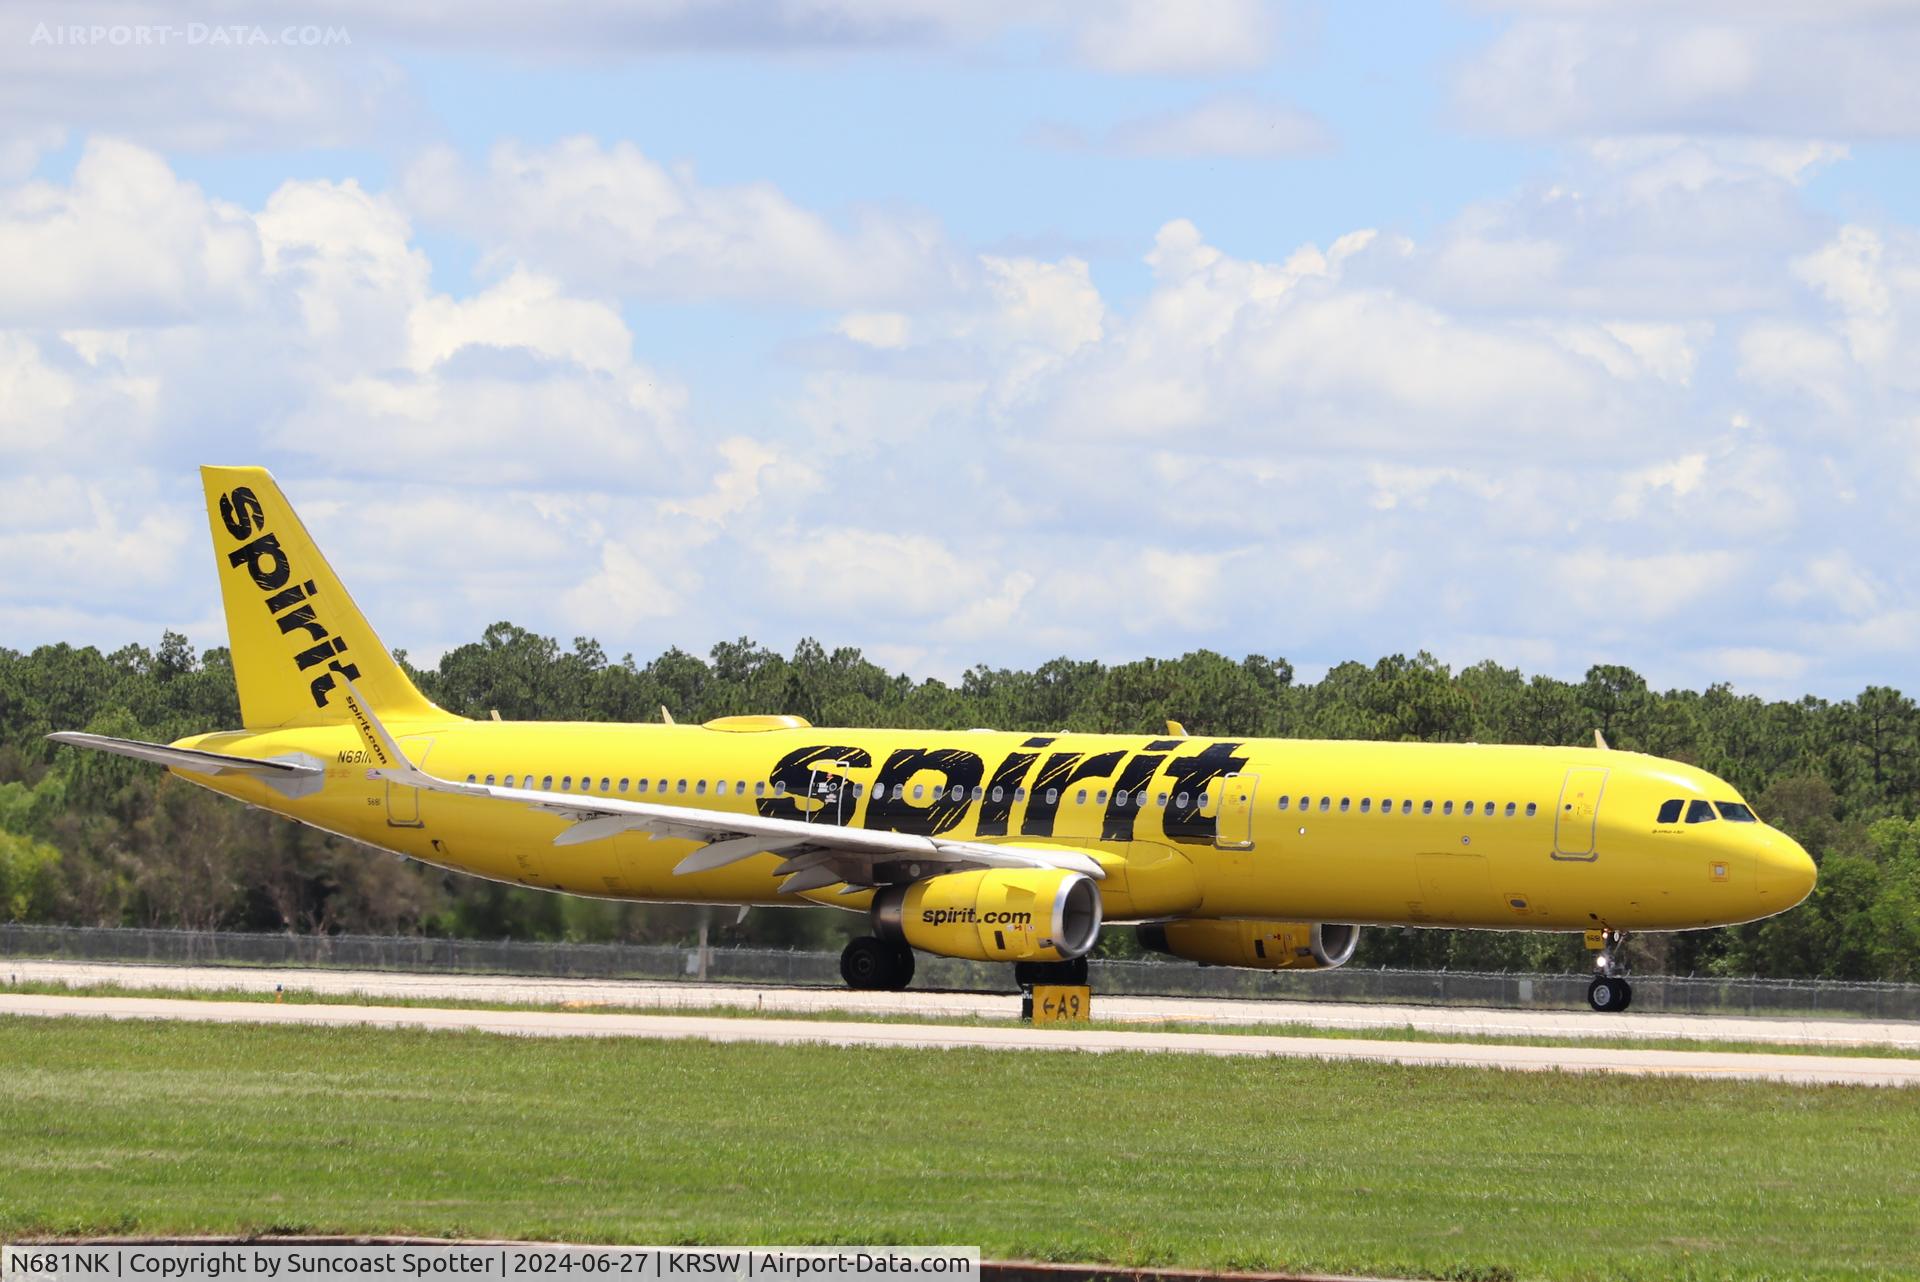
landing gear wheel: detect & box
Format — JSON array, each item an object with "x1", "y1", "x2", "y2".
[
  {"x1": 881, "y1": 941, "x2": 915, "y2": 991},
  {"x1": 842, "y1": 936, "x2": 887, "y2": 990},
  {"x1": 842, "y1": 937, "x2": 916, "y2": 991},
  {"x1": 1014, "y1": 957, "x2": 1090, "y2": 988},
  {"x1": 1587, "y1": 975, "x2": 1633, "y2": 1013}
]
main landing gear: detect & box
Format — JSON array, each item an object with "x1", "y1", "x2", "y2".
[
  {"x1": 841, "y1": 936, "x2": 915, "y2": 991},
  {"x1": 1586, "y1": 929, "x2": 1633, "y2": 1013}
]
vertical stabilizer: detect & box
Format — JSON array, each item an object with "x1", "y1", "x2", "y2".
[{"x1": 200, "y1": 466, "x2": 451, "y2": 729}]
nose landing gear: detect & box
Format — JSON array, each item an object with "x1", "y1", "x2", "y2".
[{"x1": 1586, "y1": 929, "x2": 1632, "y2": 1012}]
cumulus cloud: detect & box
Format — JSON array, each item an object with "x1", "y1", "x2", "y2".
[
  {"x1": 1456, "y1": 6, "x2": 1920, "y2": 138},
  {"x1": 403, "y1": 138, "x2": 961, "y2": 306}
]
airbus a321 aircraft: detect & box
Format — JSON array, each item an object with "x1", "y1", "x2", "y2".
[{"x1": 52, "y1": 468, "x2": 1818, "y2": 1012}]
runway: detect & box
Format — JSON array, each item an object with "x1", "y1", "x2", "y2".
[
  {"x1": 4, "y1": 989, "x2": 1919, "y2": 1087},
  {"x1": 5, "y1": 958, "x2": 1918, "y2": 1050}
]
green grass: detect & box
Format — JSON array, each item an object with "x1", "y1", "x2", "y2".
[
  {"x1": 7, "y1": 978, "x2": 1918, "y2": 1060},
  {"x1": 3, "y1": 1016, "x2": 1919, "y2": 1281}
]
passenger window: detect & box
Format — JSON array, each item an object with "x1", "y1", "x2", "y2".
[
  {"x1": 695, "y1": 780, "x2": 707, "y2": 795},
  {"x1": 773, "y1": 781, "x2": 787, "y2": 796},
  {"x1": 1656, "y1": 798, "x2": 1684, "y2": 825},
  {"x1": 951, "y1": 785, "x2": 965, "y2": 802},
  {"x1": 1380, "y1": 797, "x2": 1391, "y2": 813},
  {"x1": 465, "y1": 774, "x2": 477, "y2": 784},
  {"x1": 657, "y1": 779, "x2": 668, "y2": 793},
  {"x1": 1278, "y1": 797, "x2": 1290, "y2": 811},
  {"x1": 1076, "y1": 789, "x2": 1088, "y2": 805},
  {"x1": 1422, "y1": 800, "x2": 1433, "y2": 815},
  {"x1": 1318, "y1": 797, "x2": 1330, "y2": 812},
  {"x1": 992, "y1": 786, "x2": 1005, "y2": 803},
  {"x1": 972, "y1": 786, "x2": 985, "y2": 802},
  {"x1": 601, "y1": 777, "x2": 611, "y2": 792},
  {"x1": 1176, "y1": 791, "x2": 1190, "y2": 809},
  {"x1": 1504, "y1": 802, "x2": 1516, "y2": 818},
  {"x1": 1156, "y1": 791, "x2": 1167, "y2": 806},
  {"x1": 1015, "y1": 788, "x2": 1028, "y2": 802},
  {"x1": 1047, "y1": 788, "x2": 1060, "y2": 805},
  {"x1": 1686, "y1": 799, "x2": 1716, "y2": 824},
  {"x1": 1443, "y1": 801, "x2": 1454, "y2": 815},
  {"x1": 755, "y1": 781, "x2": 766, "y2": 797},
  {"x1": 891, "y1": 784, "x2": 904, "y2": 800},
  {"x1": 1199, "y1": 793, "x2": 1210, "y2": 808},
  {"x1": 637, "y1": 779, "x2": 649, "y2": 794},
  {"x1": 1483, "y1": 800, "x2": 1493, "y2": 816},
  {"x1": 542, "y1": 775, "x2": 553, "y2": 790},
  {"x1": 1339, "y1": 798, "x2": 1351, "y2": 813},
  {"x1": 1360, "y1": 798, "x2": 1371, "y2": 813},
  {"x1": 1096, "y1": 790, "x2": 1109, "y2": 805},
  {"x1": 485, "y1": 774, "x2": 497, "y2": 786},
  {"x1": 1525, "y1": 802, "x2": 1536, "y2": 817},
  {"x1": 736, "y1": 781, "x2": 746, "y2": 795},
  {"x1": 1401, "y1": 800, "x2": 1411, "y2": 814},
  {"x1": 1464, "y1": 801, "x2": 1474, "y2": 816},
  {"x1": 615, "y1": 778, "x2": 626, "y2": 793},
  {"x1": 504, "y1": 774, "x2": 517, "y2": 788},
  {"x1": 560, "y1": 776, "x2": 572, "y2": 790},
  {"x1": 676, "y1": 780, "x2": 687, "y2": 794},
  {"x1": 1116, "y1": 790, "x2": 1129, "y2": 806},
  {"x1": 716, "y1": 780, "x2": 728, "y2": 796},
  {"x1": 1717, "y1": 801, "x2": 1758, "y2": 822}
]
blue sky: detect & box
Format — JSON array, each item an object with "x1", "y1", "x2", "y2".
[{"x1": 6, "y1": 2, "x2": 1920, "y2": 699}]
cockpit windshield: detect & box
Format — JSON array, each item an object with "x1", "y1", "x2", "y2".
[
  {"x1": 1716, "y1": 801, "x2": 1758, "y2": 823},
  {"x1": 1685, "y1": 799, "x2": 1716, "y2": 824}
]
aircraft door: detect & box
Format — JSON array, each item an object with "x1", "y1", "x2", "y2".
[
  {"x1": 805, "y1": 761, "x2": 855, "y2": 826},
  {"x1": 1215, "y1": 772, "x2": 1257, "y2": 850},
  {"x1": 1553, "y1": 766, "x2": 1607, "y2": 860},
  {"x1": 386, "y1": 737, "x2": 431, "y2": 828}
]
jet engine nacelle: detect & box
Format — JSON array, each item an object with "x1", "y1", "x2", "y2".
[
  {"x1": 873, "y1": 868, "x2": 1102, "y2": 963},
  {"x1": 1135, "y1": 919, "x2": 1360, "y2": 970}
]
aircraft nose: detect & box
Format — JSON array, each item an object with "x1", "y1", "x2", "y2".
[{"x1": 1756, "y1": 832, "x2": 1817, "y2": 911}]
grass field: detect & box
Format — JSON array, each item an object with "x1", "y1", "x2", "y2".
[
  {"x1": 4, "y1": 1016, "x2": 1918, "y2": 1281},
  {"x1": 5, "y1": 978, "x2": 1917, "y2": 1060}
]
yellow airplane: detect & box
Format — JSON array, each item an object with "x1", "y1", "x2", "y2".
[{"x1": 51, "y1": 467, "x2": 1818, "y2": 1013}]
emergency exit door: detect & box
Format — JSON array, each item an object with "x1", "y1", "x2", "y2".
[
  {"x1": 386, "y1": 737, "x2": 430, "y2": 828},
  {"x1": 1215, "y1": 772, "x2": 1258, "y2": 850}
]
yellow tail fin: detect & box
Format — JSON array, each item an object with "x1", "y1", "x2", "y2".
[{"x1": 200, "y1": 466, "x2": 451, "y2": 729}]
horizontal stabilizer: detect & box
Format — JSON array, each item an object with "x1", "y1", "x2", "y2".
[{"x1": 46, "y1": 731, "x2": 323, "y2": 798}]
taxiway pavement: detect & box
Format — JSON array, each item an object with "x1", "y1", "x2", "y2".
[
  {"x1": 4, "y1": 958, "x2": 1916, "y2": 1050},
  {"x1": 3, "y1": 989, "x2": 1918, "y2": 1086}
]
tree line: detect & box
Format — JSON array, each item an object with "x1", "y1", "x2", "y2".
[{"x1": 2, "y1": 622, "x2": 1917, "y2": 980}]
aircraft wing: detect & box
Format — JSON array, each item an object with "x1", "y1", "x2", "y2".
[
  {"x1": 46, "y1": 731, "x2": 324, "y2": 795},
  {"x1": 341, "y1": 684, "x2": 1103, "y2": 895}
]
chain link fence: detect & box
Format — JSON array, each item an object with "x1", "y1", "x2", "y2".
[{"x1": 4, "y1": 922, "x2": 1916, "y2": 1018}]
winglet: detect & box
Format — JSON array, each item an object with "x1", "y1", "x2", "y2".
[
  {"x1": 660, "y1": 704, "x2": 676, "y2": 725},
  {"x1": 1594, "y1": 729, "x2": 1610, "y2": 751},
  {"x1": 1166, "y1": 719, "x2": 1188, "y2": 738}
]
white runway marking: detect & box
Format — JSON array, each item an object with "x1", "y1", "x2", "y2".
[
  {"x1": 4, "y1": 990, "x2": 1918, "y2": 1087},
  {"x1": 4, "y1": 959, "x2": 1917, "y2": 1049}
]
